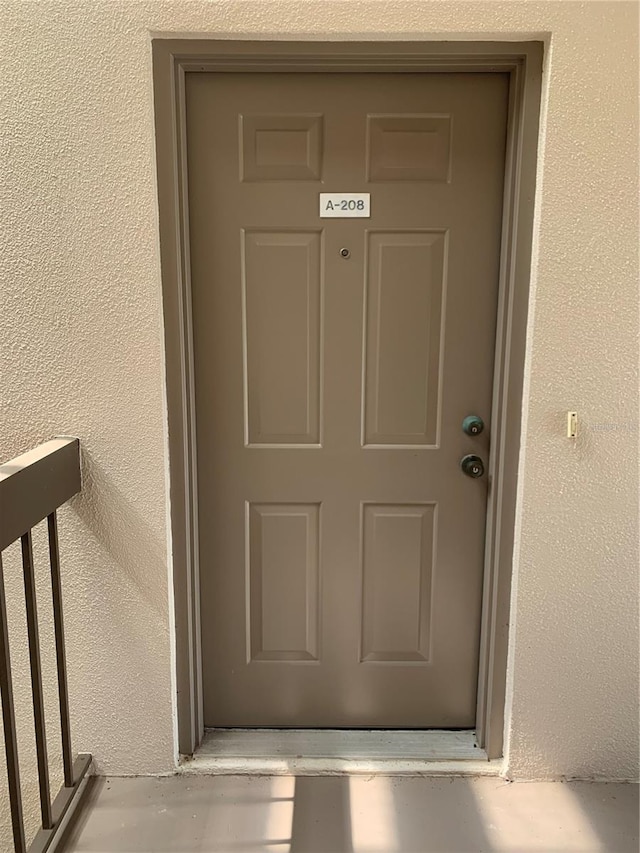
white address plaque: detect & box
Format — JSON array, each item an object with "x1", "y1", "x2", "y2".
[{"x1": 319, "y1": 193, "x2": 370, "y2": 218}]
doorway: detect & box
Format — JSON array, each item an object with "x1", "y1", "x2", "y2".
[{"x1": 152, "y1": 40, "x2": 543, "y2": 758}]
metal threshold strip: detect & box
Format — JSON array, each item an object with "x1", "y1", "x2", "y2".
[{"x1": 181, "y1": 730, "x2": 500, "y2": 777}]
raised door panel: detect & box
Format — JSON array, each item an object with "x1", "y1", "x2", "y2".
[
  {"x1": 363, "y1": 231, "x2": 446, "y2": 447},
  {"x1": 241, "y1": 114, "x2": 324, "y2": 181},
  {"x1": 243, "y1": 230, "x2": 322, "y2": 446},
  {"x1": 247, "y1": 503, "x2": 320, "y2": 662},
  {"x1": 366, "y1": 114, "x2": 452, "y2": 182},
  {"x1": 360, "y1": 503, "x2": 436, "y2": 662}
]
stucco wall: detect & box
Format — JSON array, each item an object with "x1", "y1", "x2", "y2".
[{"x1": 0, "y1": 1, "x2": 637, "y2": 833}]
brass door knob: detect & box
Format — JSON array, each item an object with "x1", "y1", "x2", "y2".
[{"x1": 461, "y1": 454, "x2": 485, "y2": 478}]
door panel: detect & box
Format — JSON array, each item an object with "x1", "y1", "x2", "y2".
[
  {"x1": 248, "y1": 502, "x2": 320, "y2": 662},
  {"x1": 363, "y1": 231, "x2": 445, "y2": 446},
  {"x1": 243, "y1": 230, "x2": 322, "y2": 446},
  {"x1": 366, "y1": 114, "x2": 452, "y2": 182},
  {"x1": 360, "y1": 503, "x2": 435, "y2": 663},
  {"x1": 186, "y1": 72, "x2": 509, "y2": 727},
  {"x1": 241, "y1": 114, "x2": 324, "y2": 181}
]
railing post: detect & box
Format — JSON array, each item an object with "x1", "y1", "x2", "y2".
[
  {"x1": 0, "y1": 552, "x2": 27, "y2": 853},
  {"x1": 21, "y1": 530, "x2": 53, "y2": 830},
  {"x1": 48, "y1": 511, "x2": 74, "y2": 788}
]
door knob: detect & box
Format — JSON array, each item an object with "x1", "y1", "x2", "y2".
[
  {"x1": 460, "y1": 454, "x2": 485, "y2": 478},
  {"x1": 462, "y1": 415, "x2": 484, "y2": 436}
]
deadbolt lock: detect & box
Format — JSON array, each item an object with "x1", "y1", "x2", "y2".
[
  {"x1": 462, "y1": 415, "x2": 484, "y2": 436},
  {"x1": 460, "y1": 454, "x2": 485, "y2": 479}
]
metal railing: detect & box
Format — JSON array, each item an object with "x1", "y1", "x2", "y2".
[{"x1": 0, "y1": 438, "x2": 91, "y2": 853}]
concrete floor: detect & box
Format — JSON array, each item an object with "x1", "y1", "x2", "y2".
[{"x1": 60, "y1": 775, "x2": 638, "y2": 853}]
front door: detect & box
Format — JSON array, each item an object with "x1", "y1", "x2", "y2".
[{"x1": 186, "y1": 71, "x2": 508, "y2": 728}]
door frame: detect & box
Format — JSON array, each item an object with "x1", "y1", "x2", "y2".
[{"x1": 152, "y1": 39, "x2": 544, "y2": 760}]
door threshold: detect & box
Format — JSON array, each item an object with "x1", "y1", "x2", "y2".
[{"x1": 180, "y1": 729, "x2": 500, "y2": 777}]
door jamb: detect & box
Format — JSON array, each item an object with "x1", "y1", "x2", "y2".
[{"x1": 152, "y1": 39, "x2": 544, "y2": 759}]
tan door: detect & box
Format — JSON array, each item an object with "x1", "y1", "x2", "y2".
[{"x1": 186, "y1": 72, "x2": 508, "y2": 728}]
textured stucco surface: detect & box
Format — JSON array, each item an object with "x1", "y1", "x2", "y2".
[{"x1": 0, "y1": 2, "x2": 638, "y2": 838}]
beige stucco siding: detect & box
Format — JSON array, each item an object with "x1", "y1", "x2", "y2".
[{"x1": 0, "y1": 6, "x2": 637, "y2": 841}]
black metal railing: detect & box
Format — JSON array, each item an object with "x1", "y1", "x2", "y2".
[{"x1": 0, "y1": 438, "x2": 91, "y2": 853}]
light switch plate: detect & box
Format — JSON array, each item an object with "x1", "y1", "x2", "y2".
[{"x1": 567, "y1": 411, "x2": 578, "y2": 438}]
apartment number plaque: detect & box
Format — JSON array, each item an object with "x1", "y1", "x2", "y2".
[{"x1": 319, "y1": 193, "x2": 371, "y2": 218}]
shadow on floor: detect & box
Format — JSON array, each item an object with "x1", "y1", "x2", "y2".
[{"x1": 59, "y1": 774, "x2": 639, "y2": 853}]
